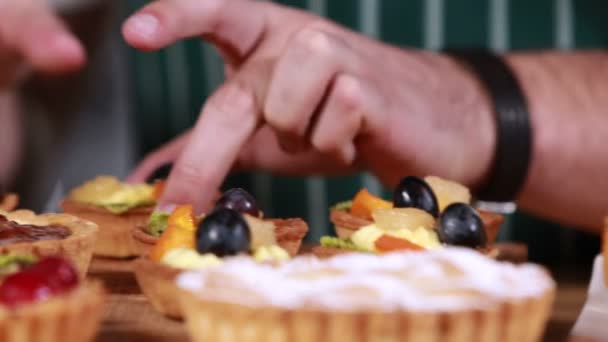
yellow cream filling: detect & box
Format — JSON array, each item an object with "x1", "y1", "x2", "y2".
[
  {"x1": 253, "y1": 245, "x2": 290, "y2": 263},
  {"x1": 69, "y1": 175, "x2": 155, "y2": 213},
  {"x1": 161, "y1": 245, "x2": 291, "y2": 270},
  {"x1": 351, "y1": 224, "x2": 441, "y2": 252},
  {"x1": 161, "y1": 248, "x2": 222, "y2": 269}
]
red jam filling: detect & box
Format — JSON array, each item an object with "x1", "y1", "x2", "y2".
[
  {"x1": 0, "y1": 215, "x2": 71, "y2": 247},
  {"x1": 0, "y1": 257, "x2": 79, "y2": 307}
]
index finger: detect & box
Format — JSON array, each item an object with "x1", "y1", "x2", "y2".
[{"x1": 159, "y1": 81, "x2": 259, "y2": 214}]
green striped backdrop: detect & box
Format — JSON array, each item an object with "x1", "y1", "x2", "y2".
[{"x1": 124, "y1": 0, "x2": 606, "y2": 265}]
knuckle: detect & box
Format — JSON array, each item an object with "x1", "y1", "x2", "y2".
[
  {"x1": 203, "y1": 0, "x2": 229, "y2": 32},
  {"x1": 206, "y1": 83, "x2": 257, "y2": 127},
  {"x1": 311, "y1": 131, "x2": 339, "y2": 153},
  {"x1": 333, "y1": 76, "x2": 364, "y2": 113},
  {"x1": 171, "y1": 162, "x2": 211, "y2": 190},
  {"x1": 264, "y1": 111, "x2": 302, "y2": 135},
  {"x1": 292, "y1": 23, "x2": 334, "y2": 56}
]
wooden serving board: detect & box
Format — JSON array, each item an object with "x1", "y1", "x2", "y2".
[
  {"x1": 90, "y1": 258, "x2": 188, "y2": 341},
  {"x1": 89, "y1": 249, "x2": 597, "y2": 342}
]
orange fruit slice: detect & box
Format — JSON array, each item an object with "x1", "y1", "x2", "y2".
[
  {"x1": 149, "y1": 204, "x2": 196, "y2": 261},
  {"x1": 375, "y1": 234, "x2": 424, "y2": 253},
  {"x1": 350, "y1": 188, "x2": 392, "y2": 220}
]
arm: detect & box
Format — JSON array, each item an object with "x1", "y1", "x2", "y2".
[{"x1": 507, "y1": 52, "x2": 608, "y2": 232}]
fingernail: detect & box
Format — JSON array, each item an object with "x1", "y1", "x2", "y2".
[
  {"x1": 50, "y1": 34, "x2": 85, "y2": 68},
  {"x1": 52, "y1": 34, "x2": 81, "y2": 55},
  {"x1": 126, "y1": 13, "x2": 159, "y2": 41},
  {"x1": 155, "y1": 203, "x2": 176, "y2": 214},
  {"x1": 340, "y1": 143, "x2": 356, "y2": 164}
]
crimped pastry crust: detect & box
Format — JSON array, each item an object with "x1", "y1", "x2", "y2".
[
  {"x1": 178, "y1": 255, "x2": 554, "y2": 342},
  {"x1": 0, "y1": 210, "x2": 98, "y2": 279},
  {"x1": 133, "y1": 218, "x2": 309, "y2": 318},
  {"x1": 0, "y1": 281, "x2": 105, "y2": 342},
  {"x1": 132, "y1": 226, "x2": 158, "y2": 256},
  {"x1": 61, "y1": 200, "x2": 152, "y2": 258},
  {"x1": 330, "y1": 208, "x2": 504, "y2": 243},
  {"x1": 133, "y1": 258, "x2": 182, "y2": 318},
  {"x1": 268, "y1": 218, "x2": 308, "y2": 256},
  {"x1": 180, "y1": 291, "x2": 554, "y2": 342}
]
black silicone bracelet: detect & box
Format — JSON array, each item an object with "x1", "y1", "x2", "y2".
[{"x1": 444, "y1": 49, "x2": 532, "y2": 202}]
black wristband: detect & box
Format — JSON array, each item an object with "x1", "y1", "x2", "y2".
[{"x1": 444, "y1": 48, "x2": 532, "y2": 202}]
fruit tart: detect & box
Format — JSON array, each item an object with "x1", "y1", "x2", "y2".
[
  {"x1": 317, "y1": 175, "x2": 512, "y2": 259},
  {"x1": 132, "y1": 188, "x2": 308, "y2": 256},
  {"x1": 61, "y1": 175, "x2": 159, "y2": 258},
  {"x1": 177, "y1": 248, "x2": 555, "y2": 342},
  {"x1": 0, "y1": 255, "x2": 105, "y2": 342},
  {"x1": 134, "y1": 188, "x2": 309, "y2": 319},
  {"x1": 0, "y1": 209, "x2": 97, "y2": 279}
]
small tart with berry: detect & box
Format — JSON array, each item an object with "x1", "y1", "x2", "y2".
[
  {"x1": 61, "y1": 175, "x2": 160, "y2": 258},
  {"x1": 0, "y1": 193, "x2": 18, "y2": 212},
  {"x1": 0, "y1": 256, "x2": 105, "y2": 342},
  {"x1": 177, "y1": 248, "x2": 555, "y2": 342},
  {"x1": 0, "y1": 209, "x2": 98, "y2": 279},
  {"x1": 134, "y1": 189, "x2": 308, "y2": 319},
  {"x1": 319, "y1": 176, "x2": 508, "y2": 259},
  {"x1": 132, "y1": 188, "x2": 308, "y2": 257}
]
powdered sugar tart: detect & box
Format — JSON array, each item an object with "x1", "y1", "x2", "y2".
[
  {"x1": 0, "y1": 210, "x2": 97, "y2": 279},
  {"x1": 178, "y1": 248, "x2": 555, "y2": 342}
]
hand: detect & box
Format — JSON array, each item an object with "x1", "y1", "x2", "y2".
[
  {"x1": 0, "y1": 0, "x2": 85, "y2": 88},
  {"x1": 124, "y1": 0, "x2": 495, "y2": 213},
  {"x1": 0, "y1": 1, "x2": 85, "y2": 187}
]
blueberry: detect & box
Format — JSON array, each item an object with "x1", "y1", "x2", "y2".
[
  {"x1": 438, "y1": 203, "x2": 486, "y2": 248},
  {"x1": 215, "y1": 188, "x2": 261, "y2": 217},
  {"x1": 195, "y1": 208, "x2": 251, "y2": 257},
  {"x1": 393, "y1": 176, "x2": 439, "y2": 217}
]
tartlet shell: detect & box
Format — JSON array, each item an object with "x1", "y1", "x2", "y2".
[
  {"x1": 322, "y1": 208, "x2": 517, "y2": 261},
  {"x1": 330, "y1": 208, "x2": 504, "y2": 243},
  {"x1": 0, "y1": 210, "x2": 98, "y2": 279},
  {"x1": 179, "y1": 284, "x2": 554, "y2": 342},
  {"x1": 133, "y1": 218, "x2": 309, "y2": 319},
  {"x1": 131, "y1": 218, "x2": 309, "y2": 258},
  {"x1": 61, "y1": 200, "x2": 152, "y2": 258},
  {"x1": 0, "y1": 281, "x2": 106, "y2": 342}
]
